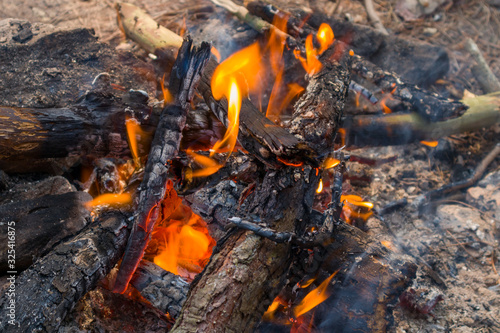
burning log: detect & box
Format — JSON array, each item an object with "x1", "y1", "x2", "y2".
[
  {"x1": 0, "y1": 212, "x2": 131, "y2": 332},
  {"x1": 112, "y1": 5, "x2": 418, "y2": 331},
  {"x1": 113, "y1": 38, "x2": 211, "y2": 293}
]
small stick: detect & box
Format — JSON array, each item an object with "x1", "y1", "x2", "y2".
[
  {"x1": 363, "y1": 0, "x2": 389, "y2": 35},
  {"x1": 465, "y1": 38, "x2": 500, "y2": 93},
  {"x1": 418, "y1": 142, "x2": 500, "y2": 205}
]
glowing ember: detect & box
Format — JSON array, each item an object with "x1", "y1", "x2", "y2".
[
  {"x1": 316, "y1": 178, "x2": 324, "y2": 193},
  {"x1": 85, "y1": 193, "x2": 132, "y2": 209},
  {"x1": 381, "y1": 240, "x2": 397, "y2": 251},
  {"x1": 421, "y1": 140, "x2": 439, "y2": 147},
  {"x1": 293, "y1": 271, "x2": 338, "y2": 318}
]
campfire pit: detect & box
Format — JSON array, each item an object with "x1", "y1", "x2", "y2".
[{"x1": 1, "y1": 0, "x2": 499, "y2": 332}]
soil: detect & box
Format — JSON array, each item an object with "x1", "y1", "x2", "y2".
[{"x1": 1, "y1": 0, "x2": 499, "y2": 332}]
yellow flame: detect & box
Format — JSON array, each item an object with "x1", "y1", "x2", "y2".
[
  {"x1": 317, "y1": 23, "x2": 334, "y2": 54},
  {"x1": 322, "y1": 157, "x2": 340, "y2": 169},
  {"x1": 211, "y1": 42, "x2": 261, "y2": 100},
  {"x1": 341, "y1": 195, "x2": 374, "y2": 224},
  {"x1": 210, "y1": 79, "x2": 241, "y2": 157},
  {"x1": 293, "y1": 270, "x2": 337, "y2": 317},
  {"x1": 316, "y1": 179, "x2": 324, "y2": 193},
  {"x1": 85, "y1": 193, "x2": 132, "y2": 209}
]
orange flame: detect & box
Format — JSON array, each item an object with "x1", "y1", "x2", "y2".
[
  {"x1": 152, "y1": 203, "x2": 215, "y2": 278},
  {"x1": 294, "y1": 23, "x2": 335, "y2": 75},
  {"x1": 379, "y1": 84, "x2": 397, "y2": 114},
  {"x1": 85, "y1": 193, "x2": 132, "y2": 209},
  {"x1": 186, "y1": 148, "x2": 223, "y2": 178},
  {"x1": 161, "y1": 74, "x2": 174, "y2": 106},
  {"x1": 211, "y1": 42, "x2": 261, "y2": 100},
  {"x1": 317, "y1": 23, "x2": 334, "y2": 54},
  {"x1": 263, "y1": 296, "x2": 288, "y2": 321},
  {"x1": 293, "y1": 270, "x2": 338, "y2": 318},
  {"x1": 341, "y1": 194, "x2": 374, "y2": 224},
  {"x1": 211, "y1": 46, "x2": 221, "y2": 63},
  {"x1": 125, "y1": 117, "x2": 141, "y2": 167},
  {"x1": 421, "y1": 140, "x2": 439, "y2": 147}
]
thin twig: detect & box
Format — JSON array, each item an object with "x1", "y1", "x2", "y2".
[
  {"x1": 363, "y1": 0, "x2": 389, "y2": 35},
  {"x1": 465, "y1": 38, "x2": 500, "y2": 93}
]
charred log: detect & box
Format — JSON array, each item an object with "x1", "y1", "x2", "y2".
[
  {"x1": 0, "y1": 212, "x2": 131, "y2": 332},
  {"x1": 0, "y1": 191, "x2": 91, "y2": 273},
  {"x1": 131, "y1": 261, "x2": 189, "y2": 318}
]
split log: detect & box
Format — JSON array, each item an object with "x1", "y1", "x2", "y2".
[
  {"x1": 0, "y1": 211, "x2": 131, "y2": 332},
  {"x1": 0, "y1": 191, "x2": 91, "y2": 273}
]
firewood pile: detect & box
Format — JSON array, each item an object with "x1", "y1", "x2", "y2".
[{"x1": 0, "y1": 0, "x2": 499, "y2": 332}]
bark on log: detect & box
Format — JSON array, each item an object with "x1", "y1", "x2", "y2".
[{"x1": 0, "y1": 211, "x2": 131, "y2": 332}]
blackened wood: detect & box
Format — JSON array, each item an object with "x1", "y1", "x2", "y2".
[
  {"x1": 280, "y1": 218, "x2": 417, "y2": 332},
  {"x1": 0, "y1": 90, "x2": 154, "y2": 173},
  {"x1": 288, "y1": 42, "x2": 351, "y2": 155},
  {"x1": 350, "y1": 55, "x2": 467, "y2": 122},
  {"x1": 0, "y1": 21, "x2": 156, "y2": 109},
  {"x1": 113, "y1": 38, "x2": 211, "y2": 293},
  {"x1": 131, "y1": 261, "x2": 189, "y2": 318},
  {"x1": 0, "y1": 191, "x2": 91, "y2": 273},
  {"x1": 0, "y1": 175, "x2": 75, "y2": 205},
  {"x1": 0, "y1": 212, "x2": 131, "y2": 332}
]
